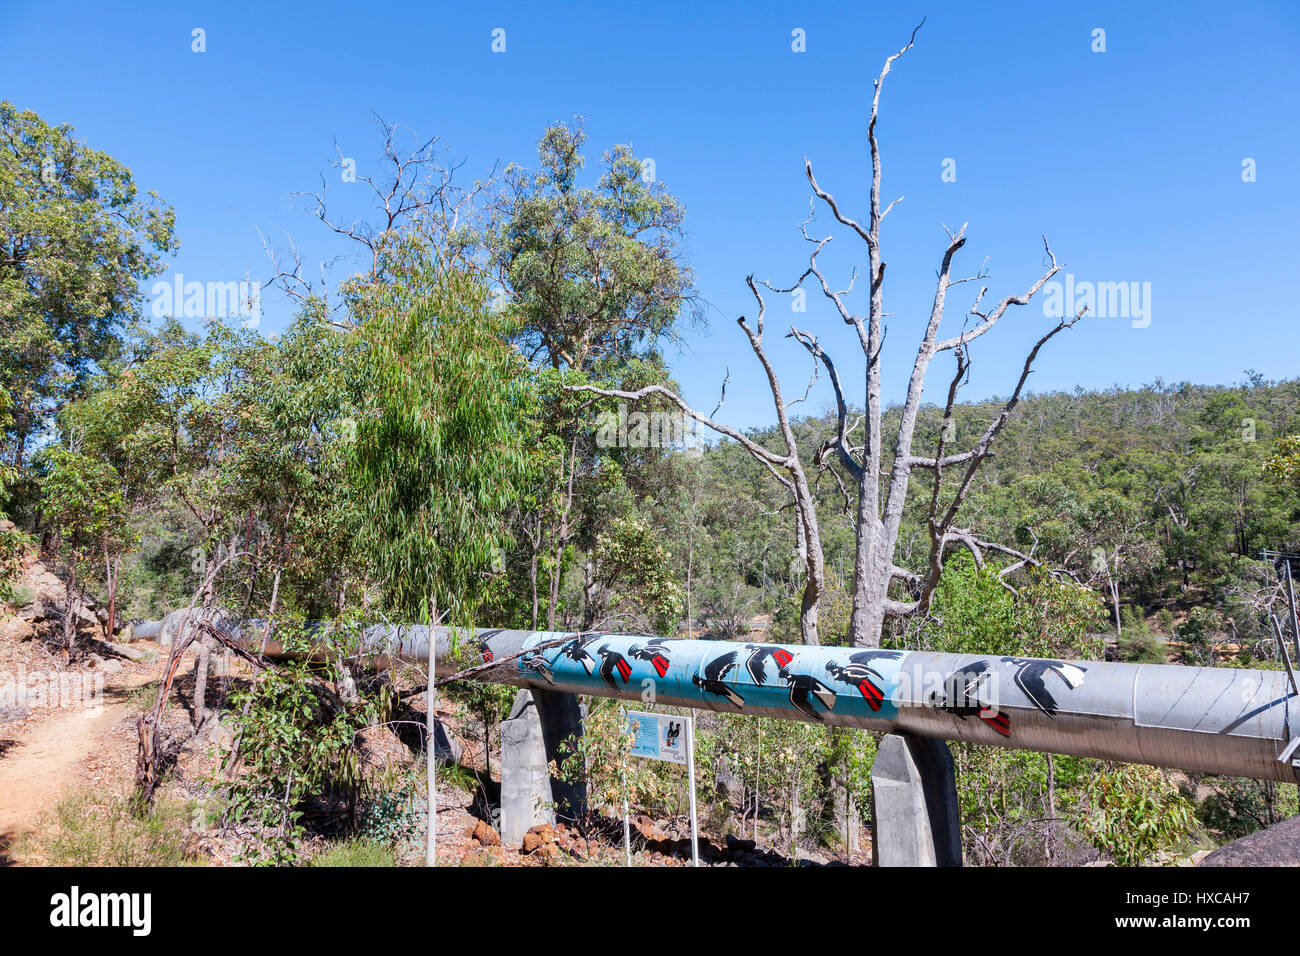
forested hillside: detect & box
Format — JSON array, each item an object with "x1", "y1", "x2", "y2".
[{"x1": 4, "y1": 91, "x2": 1299, "y2": 868}]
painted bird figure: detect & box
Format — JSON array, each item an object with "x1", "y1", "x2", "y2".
[
  {"x1": 558, "y1": 634, "x2": 601, "y2": 675},
  {"x1": 777, "y1": 666, "x2": 837, "y2": 721},
  {"x1": 927, "y1": 660, "x2": 1010, "y2": 737},
  {"x1": 692, "y1": 650, "x2": 746, "y2": 708},
  {"x1": 824, "y1": 649, "x2": 904, "y2": 712},
  {"x1": 999, "y1": 657, "x2": 1087, "y2": 718},
  {"x1": 629, "y1": 638, "x2": 674, "y2": 678},
  {"x1": 743, "y1": 643, "x2": 794, "y2": 685},
  {"x1": 596, "y1": 644, "x2": 633, "y2": 690},
  {"x1": 520, "y1": 651, "x2": 555, "y2": 684}
]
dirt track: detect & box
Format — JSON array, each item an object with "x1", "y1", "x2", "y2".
[{"x1": 0, "y1": 668, "x2": 156, "y2": 860}]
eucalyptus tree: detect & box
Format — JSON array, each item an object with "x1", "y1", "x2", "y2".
[
  {"x1": 346, "y1": 237, "x2": 529, "y2": 865},
  {"x1": 0, "y1": 102, "x2": 175, "y2": 471},
  {"x1": 38, "y1": 445, "x2": 127, "y2": 661},
  {"x1": 572, "y1": 26, "x2": 1085, "y2": 646},
  {"x1": 485, "y1": 121, "x2": 700, "y2": 628}
]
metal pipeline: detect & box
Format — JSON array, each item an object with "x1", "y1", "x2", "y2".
[{"x1": 142, "y1": 611, "x2": 1300, "y2": 783}]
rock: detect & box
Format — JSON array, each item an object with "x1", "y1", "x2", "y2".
[
  {"x1": 0, "y1": 616, "x2": 34, "y2": 641},
  {"x1": 1200, "y1": 814, "x2": 1300, "y2": 866},
  {"x1": 471, "y1": 820, "x2": 501, "y2": 847},
  {"x1": 18, "y1": 602, "x2": 45, "y2": 622},
  {"x1": 100, "y1": 659, "x2": 124, "y2": 675},
  {"x1": 534, "y1": 842, "x2": 563, "y2": 864},
  {"x1": 106, "y1": 642, "x2": 154, "y2": 662},
  {"x1": 633, "y1": 814, "x2": 666, "y2": 842},
  {"x1": 521, "y1": 823, "x2": 556, "y2": 853},
  {"x1": 53, "y1": 598, "x2": 97, "y2": 625},
  {"x1": 725, "y1": 833, "x2": 756, "y2": 853}
]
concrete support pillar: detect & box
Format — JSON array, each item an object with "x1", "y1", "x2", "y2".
[
  {"x1": 870, "y1": 733, "x2": 962, "y2": 867},
  {"x1": 499, "y1": 688, "x2": 586, "y2": 847}
]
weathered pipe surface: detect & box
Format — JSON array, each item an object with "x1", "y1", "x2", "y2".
[{"x1": 142, "y1": 614, "x2": 1300, "y2": 783}]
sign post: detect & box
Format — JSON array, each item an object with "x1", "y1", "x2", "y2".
[
  {"x1": 626, "y1": 709, "x2": 699, "y2": 867},
  {"x1": 620, "y1": 706, "x2": 631, "y2": 867},
  {"x1": 686, "y1": 709, "x2": 699, "y2": 867}
]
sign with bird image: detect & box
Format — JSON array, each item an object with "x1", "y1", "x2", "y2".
[{"x1": 626, "y1": 710, "x2": 689, "y2": 765}]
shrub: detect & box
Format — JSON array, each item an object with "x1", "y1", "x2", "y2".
[
  {"x1": 24, "y1": 790, "x2": 202, "y2": 866},
  {"x1": 1077, "y1": 763, "x2": 1194, "y2": 865},
  {"x1": 310, "y1": 838, "x2": 397, "y2": 867},
  {"x1": 6, "y1": 583, "x2": 35, "y2": 609},
  {"x1": 1177, "y1": 606, "x2": 1225, "y2": 666}
]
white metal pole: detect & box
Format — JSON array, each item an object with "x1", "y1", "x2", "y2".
[
  {"x1": 426, "y1": 661, "x2": 437, "y2": 867},
  {"x1": 622, "y1": 707, "x2": 631, "y2": 866},
  {"x1": 686, "y1": 709, "x2": 699, "y2": 867}
]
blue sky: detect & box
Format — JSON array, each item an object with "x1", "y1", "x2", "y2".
[{"x1": 3, "y1": 0, "x2": 1297, "y2": 431}]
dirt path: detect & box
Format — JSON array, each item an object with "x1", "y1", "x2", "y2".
[{"x1": 0, "y1": 670, "x2": 154, "y2": 851}]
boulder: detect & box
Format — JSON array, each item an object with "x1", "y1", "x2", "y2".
[
  {"x1": 0, "y1": 616, "x2": 35, "y2": 642},
  {"x1": 470, "y1": 819, "x2": 501, "y2": 847},
  {"x1": 725, "y1": 833, "x2": 756, "y2": 854},
  {"x1": 534, "y1": 842, "x2": 563, "y2": 864},
  {"x1": 633, "y1": 814, "x2": 667, "y2": 842},
  {"x1": 1200, "y1": 814, "x2": 1300, "y2": 866},
  {"x1": 106, "y1": 642, "x2": 154, "y2": 662},
  {"x1": 18, "y1": 602, "x2": 45, "y2": 622},
  {"x1": 521, "y1": 823, "x2": 556, "y2": 853}
]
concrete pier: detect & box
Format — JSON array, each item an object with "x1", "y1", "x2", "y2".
[{"x1": 871, "y1": 733, "x2": 962, "y2": 867}]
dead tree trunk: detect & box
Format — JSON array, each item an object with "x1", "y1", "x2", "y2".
[{"x1": 568, "y1": 22, "x2": 1085, "y2": 648}]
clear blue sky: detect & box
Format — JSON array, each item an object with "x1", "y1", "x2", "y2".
[{"x1": 3, "y1": 0, "x2": 1297, "y2": 431}]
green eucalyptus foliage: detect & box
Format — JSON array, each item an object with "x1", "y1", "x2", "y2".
[
  {"x1": 0, "y1": 101, "x2": 174, "y2": 470},
  {"x1": 1077, "y1": 763, "x2": 1196, "y2": 866},
  {"x1": 219, "y1": 621, "x2": 393, "y2": 866},
  {"x1": 346, "y1": 242, "x2": 529, "y2": 625},
  {"x1": 489, "y1": 120, "x2": 698, "y2": 374}
]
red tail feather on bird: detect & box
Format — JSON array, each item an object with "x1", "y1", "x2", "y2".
[
  {"x1": 980, "y1": 709, "x2": 1011, "y2": 738},
  {"x1": 857, "y1": 679, "x2": 885, "y2": 712}
]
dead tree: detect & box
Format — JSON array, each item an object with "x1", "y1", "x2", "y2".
[
  {"x1": 259, "y1": 114, "x2": 495, "y2": 327},
  {"x1": 570, "y1": 24, "x2": 1086, "y2": 647}
]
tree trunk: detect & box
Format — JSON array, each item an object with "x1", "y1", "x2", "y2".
[
  {"x1": 61, "y1": 569, "x2": 77, "y2": 666},
  {"x1": 193, "y1": 637, "x2": 211, "y2": 731},
  {"x1": 1046, "y1": 752, "x2": 1056, "y2": 864},
  {"x1": 529, "y1": 548, "x2": 539, "y2": 630},
  {"x1": 546, "y1": 541, "x2": 563, "y2": 630},
  {"x1": 754, "y1": 719, "x2": 762, "y2": 843},
  {"x1": 106, "y1": 554, "x2": 118, "y2": 642},
  {"x1": 1109, "y1": 577, "x2": 1122, "y2": 639}
]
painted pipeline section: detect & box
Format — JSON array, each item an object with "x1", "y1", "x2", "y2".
[{"x1": 138, "y1": 612, "x2": 1300, "y2": 783}]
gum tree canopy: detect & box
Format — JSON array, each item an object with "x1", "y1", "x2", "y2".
[{"x1": 0, "y1": 102, "x2": 175, "y2": 468}]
